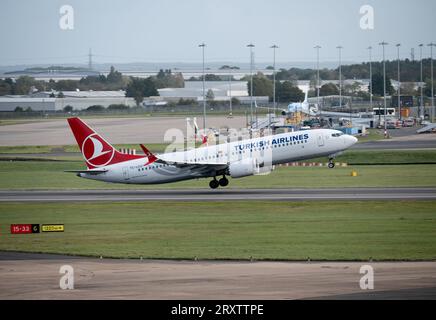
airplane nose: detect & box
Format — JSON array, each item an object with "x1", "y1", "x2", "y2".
[{"x1": 346, "y1": 135, "x2": 358, "y2": 146}]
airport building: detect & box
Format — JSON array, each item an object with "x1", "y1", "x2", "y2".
[
  {"x1": 0, "y1": 91, "x2": 136, "y2": 112},
  {"x1": 0, "y1": 81, "x2": 267, "y2": 111}
]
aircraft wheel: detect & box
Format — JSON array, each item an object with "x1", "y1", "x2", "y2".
[
  {"x1": 328, "y1": 162, "x2": 335, "y2": 169},
  {"x1": 209, "y1": 179, "x2": 219, "y2": 189},
  {"x1": 219, "y1": 177, "x2": 229, "y2": 187}
]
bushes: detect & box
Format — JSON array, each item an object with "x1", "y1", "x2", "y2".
[
  {"x1": 86, "y1": 105, "x2": 105, "y2": 112},
  {"x1": 107, "y1": 104, "x2": 129, "y2": 110},
  {"x1": 177, "y1": 98, "x2": 196, "y2": 106}
]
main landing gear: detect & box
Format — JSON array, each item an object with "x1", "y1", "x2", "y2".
[
  {"x1": 328, "y1": 158, "x2": 335, "y2": 169},
  {"x1": 209, "y1": 176, "x2": 229, "y2": 189}
]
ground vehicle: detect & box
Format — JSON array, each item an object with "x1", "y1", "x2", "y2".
[
  {"x1": 386, "y1": 120, "x2": 401, "y2": 129},
  {"x1": 402, "y1": 119, "x2": 415, "y2": 127}
]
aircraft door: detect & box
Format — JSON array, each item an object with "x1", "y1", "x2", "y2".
[
  {"x1": 122, "y1": 167, "x2": 130, "y2": 180},
  {"x1": 317, "y1": 134, "x2": 325, "y2": 147}
]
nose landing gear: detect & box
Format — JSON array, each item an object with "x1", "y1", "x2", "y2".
[{"x1": 328, "y1": 158, "x2": 335, "y2": 169}]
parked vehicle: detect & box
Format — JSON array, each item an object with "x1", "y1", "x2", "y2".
[{"x1": 402, "y1": 119, "x2": 415, "y2": 127}]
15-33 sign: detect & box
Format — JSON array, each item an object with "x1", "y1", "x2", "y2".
[
  {"x1": 10, "y1": 224, "x2": 40, "y2": 234},
  {"x1": 10, "y1": 224, "x2": 64, "y2": 234}
]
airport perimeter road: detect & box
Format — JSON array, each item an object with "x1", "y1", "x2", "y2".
[
  {"x1": 0, "y1": 252, "x2": 435, "y2": 300},
  {"x1": 0, "y1": 188, "x2": 435, "y2": 202}
]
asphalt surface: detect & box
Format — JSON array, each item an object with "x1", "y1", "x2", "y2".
[
  {"x1": 1, "y1": 117, "x2": 435, "y2": 149},
  {"x1": 0, "y1": 188, "x2": 435, "y2": 202},
  {"x1": 1, "y1": 252, "x2": 435, "y2": 300},
  {"x1": 0, "y1": 116, "x2": 247, "y2": 146}
]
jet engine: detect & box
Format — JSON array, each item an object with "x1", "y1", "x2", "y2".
[{"x1": 228, "y1": 158, "x2": 259, "y2": 178}]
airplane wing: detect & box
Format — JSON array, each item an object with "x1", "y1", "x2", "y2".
[
  {"x1": 140, "y1": 144, "x2": 227, "y2": 168},
  {"x1": 156, "y1": 154, "x2": 228, "y2": 168},
  {"x1": 319, "y1": 111, "x2": 362, "y2": 118}
]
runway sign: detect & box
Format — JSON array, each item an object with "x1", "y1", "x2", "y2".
[
  {"x1": 41, "y1": 224, "x2": 64, "y2": 232},
  {"x1": 10, "y1": 224, "x2": 40, "y2": 234}
]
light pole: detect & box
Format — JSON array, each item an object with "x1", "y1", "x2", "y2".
[
  {"x1": 419, "y1": 44, "x2": 424, "y2": 119},
  {"x1": 198, "y1": 43, "x2": 206, "y2": 130},
  {"x1": 396, "y1": 44, "x2": 401, "y2": 120},
  {"x1": 336, "y1": 46, "x2": 343, "y2": 110},
  {"x1": 271, "y1": 45, "x2": 279, "y2": 120},
  {"x1": 428, "y1": 43, "x2": 435, "y2": 122},
  {"x1": 314, "y1": 45, "x2": 321, "y2": 112},
  {"x1": 228, "y1": 67, "x2": 232, "y2": 117},
  {"x1": 247, "y1": 43, "x2": 255, "y2": 127},
  {"x1": 367, "y1": 46, "x2": 373, "y2": 113},
  {"x1": 379, "y1": 41, "x2": 388, "y2": 138}
]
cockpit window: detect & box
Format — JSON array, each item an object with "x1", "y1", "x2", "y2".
[{"x1": 331, "y1": 132, "x2": 344, "y2": 137}]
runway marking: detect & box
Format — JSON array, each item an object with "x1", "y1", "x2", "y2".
[{"x1": 0, "y1": 188, "x2": 435, "y2": 202}]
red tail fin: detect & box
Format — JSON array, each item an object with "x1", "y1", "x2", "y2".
[{"x1": 67, "y1": 117, "x2": 143, "y2": 169}]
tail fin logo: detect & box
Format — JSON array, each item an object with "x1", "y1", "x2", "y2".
[{"x1": 82, "y1": 134, "x2": 115, "y2": 167}]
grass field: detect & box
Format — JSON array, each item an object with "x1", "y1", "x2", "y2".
[
  {"x1": 1, "y1": 201, "x2": 435, "y2": 260},
  {"x1": 354, "y1": 128, "x2": 385, "y2": 142},
  {"x1": 0, "y1": 160, "x2": 435, "y2": 189}
]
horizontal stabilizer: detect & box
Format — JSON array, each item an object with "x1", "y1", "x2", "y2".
[{"x1": 64, "y1": 170, "x2": 107, "y2": 175}]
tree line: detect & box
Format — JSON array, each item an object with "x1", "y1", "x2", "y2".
[
  {"x1": 275, "y1": 59, "x2": 435, "y2": 82},
  {"x1": 0, "y1": 67, "x2": 184, "y2": 99}
]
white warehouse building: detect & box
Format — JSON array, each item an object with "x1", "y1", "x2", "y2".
[{"x1": 0, "y1": 91, "x2": 137, "y2": 112}]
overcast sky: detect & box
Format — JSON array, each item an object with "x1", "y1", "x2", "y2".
[{"x1": 1, "y1": 0, "x2": 435, "y2": 66}]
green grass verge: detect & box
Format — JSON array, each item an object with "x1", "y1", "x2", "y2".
[
  {"x1": 1, "y1": 201, "x2": 435, "y2": 260},
  {"x1": 0, "y1": 161, "x2": 435, "y2": 189},
  {"x1": 356, "y1": 129, "x2": 385, "y2": 142},
  {"x1": 332, "y1": 150, "x2": 436, "y2": 165}
]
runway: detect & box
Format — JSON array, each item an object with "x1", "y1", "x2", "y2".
[
  {"x1": 352, "y1": 130, "x2": 436, "y2": 149},
  {"x1": 352, "y1": 139, "x2": 436, "y2": 150},
  {"x1": 1, "y1": 252, "x2": 435, "y2": 300},
  {"x1": 0, "y1": 187, "x2": 435, "y2": 202}
]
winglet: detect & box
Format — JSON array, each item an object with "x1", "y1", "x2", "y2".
[
  {"x1": 140, "y1": 144, "x2": 157, "y2": 162},
  {"x1": 201, "y1": 134, "x2": 208, "y2": 145}
]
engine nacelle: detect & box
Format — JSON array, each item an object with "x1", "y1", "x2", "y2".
[{"x1": 228, "y1": 158, "x2": 258, "y2": 179}]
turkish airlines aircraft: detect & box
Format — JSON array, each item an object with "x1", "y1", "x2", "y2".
[{"x1": 67, "y1": 117, "x2": 357, "y2": 189}]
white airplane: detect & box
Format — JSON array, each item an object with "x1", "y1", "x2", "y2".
[
  {"x1": 66, "y1": 117, "x2": 357, "y2": 189},
  {"x1": 282, "y1": 90, "x2": 318, "y2": 116},
  {"x1": 280, "y1": 90, "x2": 367, "y2": 121}
]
